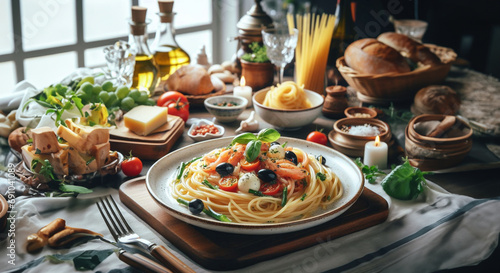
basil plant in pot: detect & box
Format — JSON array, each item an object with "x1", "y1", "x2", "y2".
[{"x1": 240, "y1": 42, "x2": 275, "y2": 91}]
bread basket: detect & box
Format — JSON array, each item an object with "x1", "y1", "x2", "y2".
[{"x1": 337, "y1": 44, "x2": 457, "y2": 104}]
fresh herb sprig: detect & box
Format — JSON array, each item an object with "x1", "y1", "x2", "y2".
[
  {"x1": 355, "y1": 158, "x2": 386, "y2": 184},
  {"x1": 232, "y1": 128, "x2": 281, "y2": 162},
  {"x1": 241, "y1": 42, "x2": 269, "y2": 63}
]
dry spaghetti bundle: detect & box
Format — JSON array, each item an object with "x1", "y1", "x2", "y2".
[{"x1": 287, "y1": 13, "x2": 336, "y2": 94}]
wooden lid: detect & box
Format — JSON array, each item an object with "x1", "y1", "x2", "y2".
[
  {"x1": 130, "y1": 6, "x2": 148, "y2": 35},
  {"x1": 158, "y1": 0, "x2": 174, "y2": 13},
  {"x1": 131, "y1": 6, "x2": 147, "y2": 23}
]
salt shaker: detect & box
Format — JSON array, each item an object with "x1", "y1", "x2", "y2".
[{"x1": 322, "y1": 85, "x2": 348, "y2": 118}]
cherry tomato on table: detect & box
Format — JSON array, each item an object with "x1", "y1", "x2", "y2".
[
  {"x1": 219, "y1": 175, "x2": 239, "y2": 192},
  {"x1": 165, "y1": 100, "x2": 190, "y2": 122},
  {"x1": 306, "y1": 130, "x2": 328, "y2": 145},
  {"x1": 121, "y1": 153, "x2": 143, "y2": 177},
  {"x1": 157, "y1": 91, "x2": 189, "y2": 108}
]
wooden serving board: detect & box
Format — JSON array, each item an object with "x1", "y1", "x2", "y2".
[
  {"x1": 109, "y1": 117, "x2": 184, "y2": 160},
  {"x1": 119, "y1": 178, "x2": 389, "y2": 271}
]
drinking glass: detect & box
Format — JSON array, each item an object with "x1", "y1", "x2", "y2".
[
  {"x1": 261, "y1": 28, "x2": 298, "y2": 84},
  {"x1": 393, "y1": 19, "x2": 428, "y2": 43},
  {"x1": 103, "y1": 41, "x2": 136, "y2": 87}
]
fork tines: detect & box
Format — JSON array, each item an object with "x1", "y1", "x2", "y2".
[{"x1": 96, "y1": 195, "x2": 133, "y2": 241}]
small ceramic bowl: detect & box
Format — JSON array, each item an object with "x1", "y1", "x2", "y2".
[
  {"x1": 405, "y1": 114, "x2": 473, "y2": 171},
  {"x1": 344, "y1": 107, "x2": 378, "y2": 119},
  {"x1": 204, "y1": 95, "x2": 248, "y2": 122},
  {"x1": 1, "y1": 194, "x2": 8, "y2": 231},
  {"x1": 187, "y1": 119, "x2": 225, "y2": 142},
  {"x1": 253, "y1": 87, "x2": 324, "y2": 129},
  {"x1": 329, "y1": 118, "x2": 392, "y2": 157}
]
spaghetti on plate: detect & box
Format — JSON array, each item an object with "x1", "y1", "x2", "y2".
[{"x1": 169, "y1": 131, "x2": 343, "y2": 224}]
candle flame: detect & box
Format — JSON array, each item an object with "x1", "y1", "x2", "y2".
[
  {"x1": 375, "y1": 135, "x2": 380, "y2": 147},
  {"x1": 240, "y1": 76, "x2": 246, "y2": 87}
]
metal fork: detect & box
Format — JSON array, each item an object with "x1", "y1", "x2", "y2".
[{"x1": 97, "y1": 195, "x2": 194, "y2": 273}]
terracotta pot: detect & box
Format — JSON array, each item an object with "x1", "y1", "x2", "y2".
[
  {"x1": 322, "y1": 86, "x2": 348, "y2": 118},
  {"x1": 240, "y1": 60, "x2": 275, "y2": 91}
]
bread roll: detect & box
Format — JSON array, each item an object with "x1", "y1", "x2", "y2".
[
  {"x1": 166, "y1": 65, "x2": 214, "y2": 95},
  {"x1": 411, "y1": 85, "x2": 460, "y2": 115},
  {"x1": 377, "y1": 32, "x2": 441, "y2": 66},
  {"x1": 344, "y1": 38, "x2": 411, "y2": 74}
]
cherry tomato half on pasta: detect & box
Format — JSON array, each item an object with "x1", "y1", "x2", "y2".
[
  {"x1": 260, "y1": 182, "x2": 282, "y2": 196},
  {"x1": 240, "y1": 159, "x2": 261, "y2": 172},
  {"x1": 219, "y1": 176, "x2": 239, "y2": 192}
]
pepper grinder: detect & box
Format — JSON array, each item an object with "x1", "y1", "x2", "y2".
[{"x1": 322, "y1": 85, "x2": 348, "y2": 118}]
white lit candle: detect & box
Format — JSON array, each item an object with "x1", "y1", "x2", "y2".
[
  {"x1": 233, "y1": 76, "x2": 252, "y2": 107},
  {"x1": 363, "y1": 135, "x2": 388, "y2": 169}
]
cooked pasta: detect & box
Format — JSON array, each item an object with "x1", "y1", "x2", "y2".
[
  {"x1": 262, "y1": 81, "x2": 312, "y2": 110},
  {"x1": 170, "y1": 141, "x2": 343, "y2": 224}
]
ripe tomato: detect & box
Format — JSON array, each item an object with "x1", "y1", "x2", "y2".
[
  {"x1": 306, "y1": 130, "x2": 328, "y2": 145},
  {"x1": 165, "y1": 100, "x2": 189, "y2": 122},
  {"x1": 240, "y1": 159, "x2": 261, "y2": 172},
  {"x1": 260, "y1": 182, "x2": 282, "y2": 196},
  {"x1": 121, "y1": 154, "x2": 143, "y2": 177},
  {"x1": 219, "y1": 176, "x2": 238, "y2": 192},
  {"x1": 157, "y1": 91, "x2": 189, "y2": 108}
]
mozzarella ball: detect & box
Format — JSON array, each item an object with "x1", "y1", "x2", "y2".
[
  {"x1": 268, "y1": 144, "x2": 285, "y2": 159},
  {"x1": 238, "y1": 173, "x2": 261, "y2": 193}
]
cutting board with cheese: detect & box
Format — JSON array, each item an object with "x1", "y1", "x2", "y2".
[{"x1": 109, "y1": 106, "x2": 184, "y2": 160}]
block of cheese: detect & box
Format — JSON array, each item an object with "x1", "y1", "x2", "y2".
[
  {"x1": 123, "y1": 106, "x2": 168, "y2": 136},
  {"x1": 21, "y1": 145, "x2": 51, "y2": 172},
  {"x1": 68, "y1": 148, "x2": 98, "y2": 175},
  {"x1": 57, "y1": 125, "x2": 86, "y2": 153},
  {"x1": 65, "y1": 119, "x2": 109, "y2": 144},
  {"x1": 31, "y1": 127, "x2": 60, "y2": 154},
  {"x1": 21, "y1": 144, "x2": 69, "y2": 176}
]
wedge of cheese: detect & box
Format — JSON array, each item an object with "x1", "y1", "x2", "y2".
[
  {"x1": 91, "y1": 142, "x2": 110, "y2": 168},
  {"x1": 57, "y1": 121, "x2": 109, "y2": 153},
  {"x1": 123, "y1": 106, "x2": 168, "y2": 136},
  {"x1": 68, "y1": 147, "x2": 98, "y2": 175},
  {"x1": 21, "y1": 144, "x2": 69, "y2": 176},
  {"x1": 31, "y1": 127, "x2": 60, "y2": 154}
]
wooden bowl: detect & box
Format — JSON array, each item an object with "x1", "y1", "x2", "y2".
[
  {"x1": 329, "y1": 118, "x2": 392, "y2": 157},
  {"x1": 405, "y1": 114, "x2": 473, "y2": 171},
  {"x1": 344, "y1": 107, "x2": 377, "y2": 119},
  {"x1": 336, "y1": 44, "x2": 456, "y2": 104}
]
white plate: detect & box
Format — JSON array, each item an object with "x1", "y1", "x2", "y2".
[{"x1": 146, "y1": 137, "x2": 364, "y2": 235}]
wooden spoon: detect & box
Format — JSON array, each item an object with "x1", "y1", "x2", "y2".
[{"x1": 428, "y1": 116, "x2": 456, "y2": 137}]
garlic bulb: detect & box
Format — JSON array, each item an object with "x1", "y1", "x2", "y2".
[{"x1": 235, "y1": 111, "x2": 259, "y2": 134}]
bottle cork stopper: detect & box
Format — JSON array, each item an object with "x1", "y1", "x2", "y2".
[
  {"x1": 131, "y1": 6, "x2": 147, "y2": 23},
  {"x1": 158, "y1": 0, "x2": 174, "y2": 14}
]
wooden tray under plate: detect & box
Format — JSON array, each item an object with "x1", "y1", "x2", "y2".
[
  {"x1": 119, "y1": 178, "x2": 389, "y2": 271},
  {"x1": 109, "y1": 116, "x2": 184, "y2": 160}
]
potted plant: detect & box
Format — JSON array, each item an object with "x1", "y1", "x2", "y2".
[{"x1": 240, "y1": 42, "x2": 275, "y2": 91}]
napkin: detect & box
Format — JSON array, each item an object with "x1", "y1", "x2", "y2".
[{"x1": 1, "y1": 181, "x2": 499, "y2": 273}]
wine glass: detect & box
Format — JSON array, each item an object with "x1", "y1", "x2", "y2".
[
  {"x1": 103, "y1": 41, "x2": 136, "y2": 87},
  {"x1": 261, "y1": 28, "x2": 298, "y2": 84}
]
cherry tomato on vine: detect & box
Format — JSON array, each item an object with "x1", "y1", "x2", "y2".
[
  {"x1": 306, "y1": 130, "x2": 328, "y2": 145},
  {"x1": 121, "y1": 152, "x2": 143, "y2": 177},
  {"x1": 157, "y1": 91, "x2": 189, "y2": 109},
  {"x1": 164, "y1": 99, "x2": 190, "y2": 122}
]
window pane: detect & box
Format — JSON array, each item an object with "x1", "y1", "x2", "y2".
[
  {"x1": 0, "y1": 62, "x2": 17, "y2": 92},
  {"x1": 85, "y1": 46, "x2": 108, "y2": 68},
  {"x1": 20, "y1": 0, "x2": 77, "y2": 51},
  {"x1": 24, "y1": 52, "x2": 78, "y2": 88},
  {"x1": 177, "y1": 30, "x2": 212, "y2": 65},
  {"x1": 0, "y1": 1, "x2": 14, "y2": 54},
  {"x1": 139, "y1": 0, "x2": 212, "y2": 31},
  {"x1": 84, "y1": 0, "x2": 131, "y2": 42}
]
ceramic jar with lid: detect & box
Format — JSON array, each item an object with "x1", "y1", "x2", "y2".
[{"x1": 322, "y1": 86, "x2": 349, "y2": 118}]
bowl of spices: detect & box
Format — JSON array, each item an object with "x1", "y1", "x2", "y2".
[
  {"x1": 329, "y1": 118, "x2": 392, "y2": 157},
  {"x1": 344, "y1": 107, "x2": 378, "y2": 119},
  {"x1": 187, "y1": 119, "x2": 225, "y2": 142},
  {"x1": 204, "y1": 95, "x2": 248, "y2": 122}
]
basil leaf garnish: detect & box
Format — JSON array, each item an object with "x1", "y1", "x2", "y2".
[
  {"x1": 245, "y1": 140, "x2": 262, "y2": 162},
  {"x1": 231, "y1": 132, "x2": 257, "y2": 145},
  {"x1": 257, "y1": 128, "x2": 280, "y2": 142}
]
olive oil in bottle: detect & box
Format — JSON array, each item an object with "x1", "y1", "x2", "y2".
[
  {"x1": 128, "y1": 6, "x2": 159, "y2": 95},
  {"x1": 152, "y1": 0, "x2": 190, "y2": 82}
]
